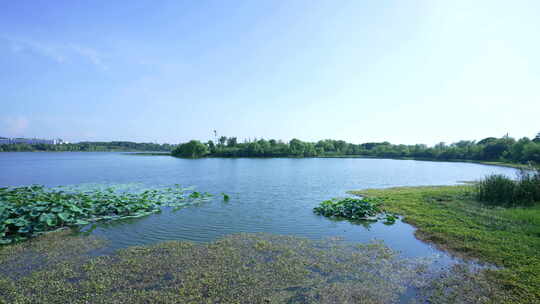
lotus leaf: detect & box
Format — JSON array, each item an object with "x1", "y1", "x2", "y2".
[
  {"x1": 314, "y1": 197, "x2": 397, "y2": 224},
  {"x1": 0, "y1": 184, "x2": 218, "y2": 244}
]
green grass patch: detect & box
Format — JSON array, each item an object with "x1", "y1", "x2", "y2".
[{"x1": 352, "y1": 185, "x2": 540, "y2": 303}]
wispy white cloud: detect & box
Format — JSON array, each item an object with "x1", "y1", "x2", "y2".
[
  {"x1": 5, "y1": 37, "x2": 67, "y2": 63},
  {"x1": 9, "y1": 41, "x2": 25, "y2": 54},
  {"x1": 69, "y1": 44, "x2": 109, "y2": 70},
  {"x1": 1, "y1": 116, "x2": 30, "y2": 137},
  {"x1": 1, "y1": 36, "x2": 108, "y2": 70}
]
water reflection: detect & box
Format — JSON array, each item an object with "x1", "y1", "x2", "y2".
[{"x1": 0, "y1": 152, "x2": 517, "y2": 265}]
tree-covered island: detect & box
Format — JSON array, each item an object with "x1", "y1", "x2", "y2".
[{"x1": 172, "y1": 132, "x2": 540, "y2": 164}]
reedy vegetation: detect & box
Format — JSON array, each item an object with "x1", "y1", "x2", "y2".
[
  {"x1": 475, "y1": 166, "x2": 540, "y2": 207},
  {"x1": 173, "y1": 132, "x2": 540, "y2": 163}
]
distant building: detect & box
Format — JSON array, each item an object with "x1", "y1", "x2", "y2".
[{"x1": 0, "y1": 137, "x2": 66, "y2": 145}]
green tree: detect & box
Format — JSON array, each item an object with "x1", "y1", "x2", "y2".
[
  {"x1": 482, "y1": 137, "x2": 515, "y2": 161},
  {"x1": 172, "y1": 140, "x2": 208, "y2": 158},
  {"x1": 246, "y1": 142, "x2": 263, "y2": 156},
  {"x1": 334, "y1": 140, "x2": 348, "y2": 153},
  {"x1": 523, "y1": 142, "x2": 540, "y2": 163},
  {"x1": 316, "y1": 140, "x2": 335, "y2": 153},
  {"x1": 478, "y1": 137, "x2": 497, "y2": 145},
  {"x1": 207, "y1": 140, "x2": 216, "y2": 153},
  {"x1": 226, "y1": 137, "x2": 237, "y2": 147},
  {"x1": 257, "y1": 139, "x2": 271, "y2": 156},
  {"x1": 289, "y1": 139, "x2": 305, "y2": 156},
  {"x1": 510, "y1": 137, "x2": 531, "y2": 162},
  {"x1": 303, "y1": 143, "x2": 318, "y2": 157},
  {"x1": 534, "y1": 132, "x2": 540, "y2": 143}
]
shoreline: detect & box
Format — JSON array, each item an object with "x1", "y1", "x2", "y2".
[
  {"x1": 2, "y1": 150, "x2": 530, "y2": 169},
  {"x1": 4, "y1": 150, "x2": 527, "y2": 170},
  {"x1": 201, "y1": 153, "x2": 528, "y2": 169},
  {"x1": 1, "y1": 184, "x2": 537, "y2": 302},
  {"x1": 352, "y1": 185, "x2": 539, "y2": 303},
  {"x1": 314, "y1": 155, "x2": 530, "y2": 169}
]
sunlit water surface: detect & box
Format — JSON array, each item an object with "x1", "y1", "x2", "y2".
[{"x1": 0, "y1": 152, "x2": 516, "y2": 265}]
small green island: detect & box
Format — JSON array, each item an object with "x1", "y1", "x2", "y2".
[{"x1": 171, "y1": 134, "x2": 540, "y2": 169}]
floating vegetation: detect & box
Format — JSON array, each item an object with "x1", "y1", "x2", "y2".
[
  {"x1": 0, "y1": 184, "x2": 214, "y2": 244},
  {"x1": 0, "y1": 229, "x2": 106, "y2": 281},
  {"x1": 314, "y1": 197, "x2": 398, "y2": 224},
  {"x1": 0, "y1": 231, "x2": 503, "y2": 304}
]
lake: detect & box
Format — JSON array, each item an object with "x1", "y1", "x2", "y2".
[{"x1": 0, "y1": 152, "x2": 516, "y2": 262}]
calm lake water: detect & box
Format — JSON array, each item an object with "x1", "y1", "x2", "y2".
[{"x1": 0, "y1": 152, "x2": 516, "y2": 263}]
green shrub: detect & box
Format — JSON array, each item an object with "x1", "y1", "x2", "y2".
[
  {"x1": 475, "y1": 166, "x2": 540, "y2": 207},
  {"x1": 172, "y1": 140, "x2": 208, "y2": 158},
  {"x1": 514, "y1": 167, "x2": 540, "y2": 204},
  {"x1": 475, "y1": 174, "x2": 516, "y2": 206}
]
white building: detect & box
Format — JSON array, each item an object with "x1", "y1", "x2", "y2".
[{"x1": 0, "y1": 137, "x2": 66, "y2": 145}]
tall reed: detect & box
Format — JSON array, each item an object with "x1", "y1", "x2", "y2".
[{"x1": 475, "y1": 164, "x2": 540, "y2": 207}]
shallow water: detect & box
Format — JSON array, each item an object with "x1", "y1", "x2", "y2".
[{"x1": 0, "y1": 152, "x2": 516, "y2": 264}]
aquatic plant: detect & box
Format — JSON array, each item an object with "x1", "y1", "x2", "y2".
[
  {"x1": 475, "y1": 166, "x2": 540, "y2": 207},
  {"x1": 475, "y1": 174, "x2": 516, "y2": 206},
  {"x1": 0, "y1": 231, "x2": 505, "y2": 303},
  {"x1": 0, "y1": 231, "x2": 438, "y2": 303},
  {"x1": 354, "y1": 186, "x2": 540, "y2": 303},
  {"x1": 0, "y1": 184, "x2": 213, "y2": 244},
  {"x1": 313, "y1": 197, "x2": 397, "y2": 224}
]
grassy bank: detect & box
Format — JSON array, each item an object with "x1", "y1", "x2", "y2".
[{"x1": 352, "y1": 185, "x2": 540, "y2": 303}]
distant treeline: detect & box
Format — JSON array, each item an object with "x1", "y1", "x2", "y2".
[
  {"x1": 173, "y1": 133, "x2": 540, "y2": 163},
  {"x1": 0, "y1": 141, "x2": 174, "y2": 152}
]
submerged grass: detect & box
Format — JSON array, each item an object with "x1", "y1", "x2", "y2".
[
  {"x1": 0, "y1": 231, "x2": 505, "y2": 304},
  {"x1": 352, "y1": 186, "x2": 540, "y2": 303},
  {"x1": 0, "y1": 229, "x2": 106, "y2": 281}
]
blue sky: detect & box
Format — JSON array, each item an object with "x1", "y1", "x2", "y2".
[{"x1": 1, "y1": 0, "x2": 539, "y2": 145}]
